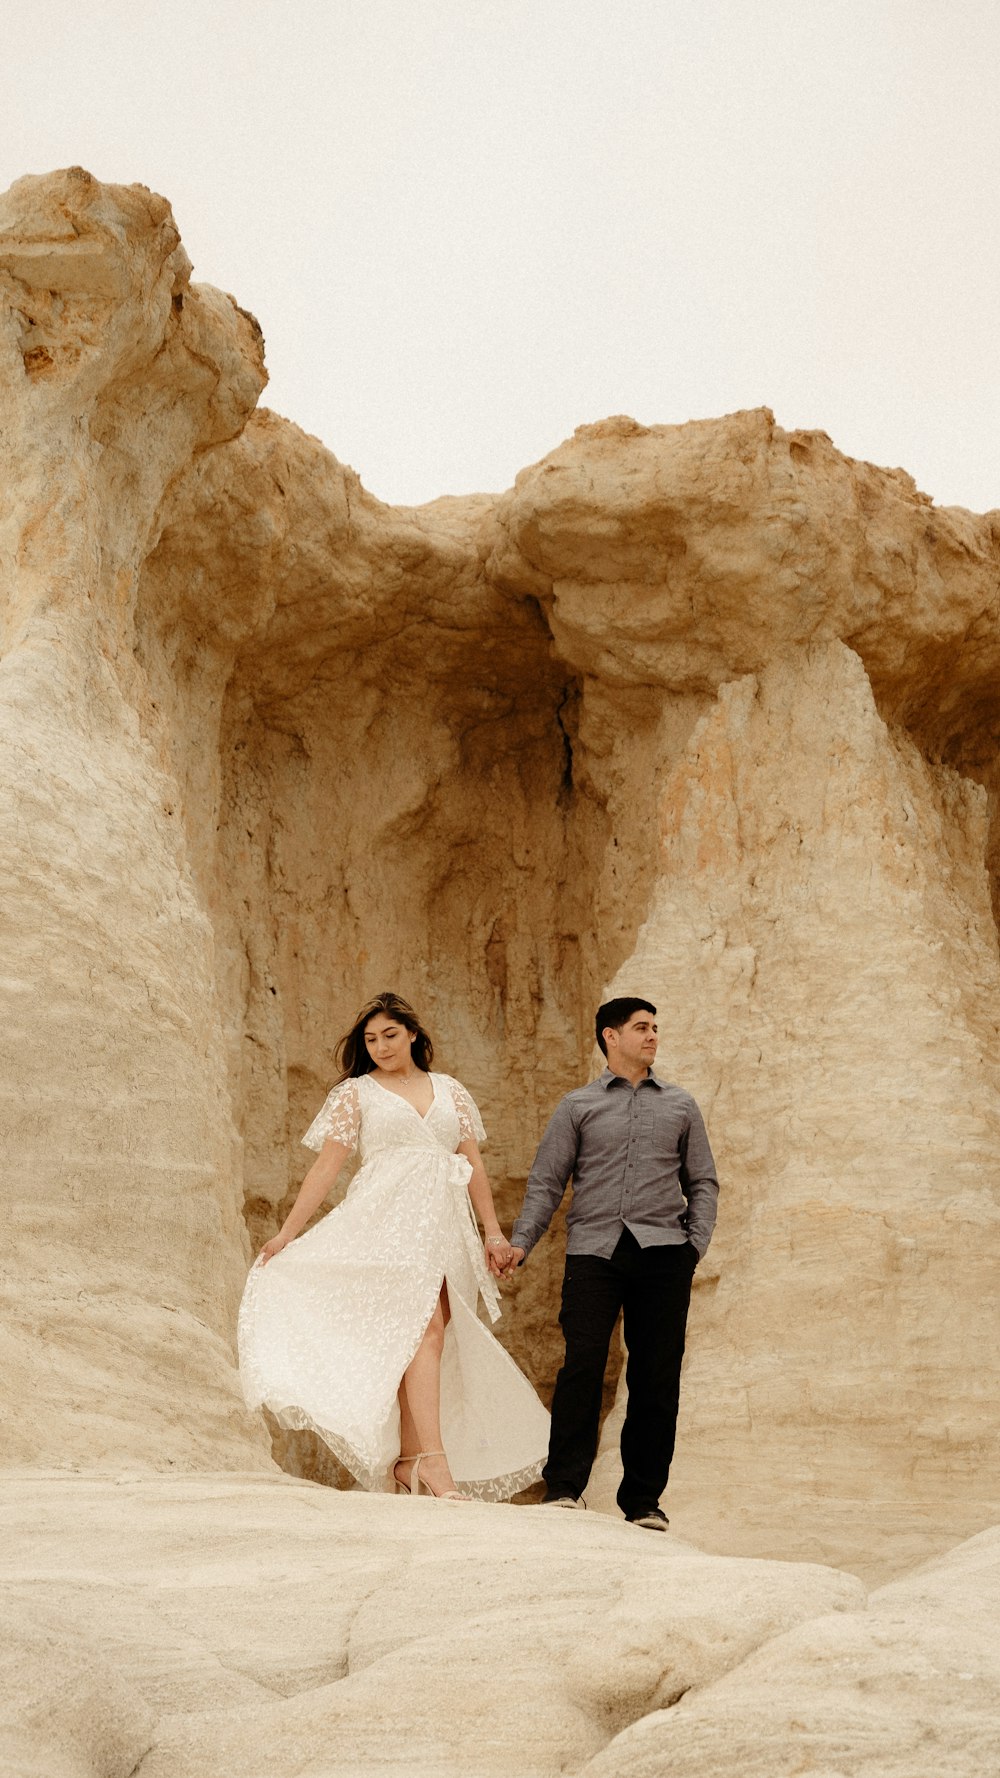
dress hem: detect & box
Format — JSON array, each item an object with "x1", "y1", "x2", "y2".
[{"x1": 258, "y1": 1397, "x2": 544, "y2": 1502}]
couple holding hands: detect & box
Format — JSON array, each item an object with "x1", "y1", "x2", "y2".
[{"x1": 238, "y1": 989, "x2": 718, "y2": 1528}]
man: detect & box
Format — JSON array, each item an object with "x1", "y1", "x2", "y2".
[{"x1": 508, "y1": 997, "x2": 718, "y2": 1530}]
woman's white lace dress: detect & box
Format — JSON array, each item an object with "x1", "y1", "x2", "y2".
[{"x1": 238, "y1": 1072, "x2": 549, "y2": 1499}]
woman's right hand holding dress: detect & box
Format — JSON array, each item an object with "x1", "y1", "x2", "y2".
[
  {"x1": 258, "y1": 1233, "x2": 292, "y2": 1265},
  {"x1": 255, "y1": 1136, "x2": 354, "y2": 1267}
]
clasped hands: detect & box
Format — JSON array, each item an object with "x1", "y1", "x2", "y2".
[{"x1": 484, "y1": 1235, "x2": 525, "y2": 1279}]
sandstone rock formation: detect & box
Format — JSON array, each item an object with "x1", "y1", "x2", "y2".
[
  {"x1": 3, "y1": 1474, "x2": 998, "y2": 1778},
  {"x1": 584, "y1": 1524, "x2": 1000, "y2": 1777},
  {"x1": 2, "y1": 166, "x2": 1000, "y2": 1776},
  {"x1": 0, "y1": 168, "x2": 274, "y2": 1474},
  {"x1": 0, "y1": 1473, "x2": 862, "y2": 1777}
]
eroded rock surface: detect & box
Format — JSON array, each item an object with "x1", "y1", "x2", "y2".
[
  {"x1": 5, "y1": 1477, "x2": 999, "y2": 1778},
  {"x1": 0, "y1": 1475, "x2": 863, "y2": 1778},
  {"x1": 583, "y1": 1526, "x2": 1000, "y2": 1778},
  {"x1": 589, "y1": 641, "x2": 1000, "y2": 1575},
  {"x1": 0, "y1": 169, "x2": 272, "y2": 1472}
]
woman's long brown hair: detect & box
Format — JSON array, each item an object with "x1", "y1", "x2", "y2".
[{"x1": 335, "y1": 990, "x2": 435, "y2": 1080}]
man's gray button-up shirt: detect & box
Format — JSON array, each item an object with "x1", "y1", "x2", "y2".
[{"x1": 511, "y1": 1067, "x2": 719, "y2": 1261}]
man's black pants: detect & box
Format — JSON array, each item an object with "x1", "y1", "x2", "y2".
[{"x1": 542, "y1": 1229, "x2": 696, "y2": 1517}]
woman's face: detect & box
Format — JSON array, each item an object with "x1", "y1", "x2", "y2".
[{"x1": 364, "y1": 1013, "x2": 415, "y2": 1073}]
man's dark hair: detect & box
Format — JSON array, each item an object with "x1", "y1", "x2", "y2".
[{"x1": 595, "y1": 996, "x2": 657, "y2": 1058}]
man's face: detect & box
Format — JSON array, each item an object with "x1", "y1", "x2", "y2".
[{"x1": 606, "y1": 1010, "x2": 658, "y2": 1070}]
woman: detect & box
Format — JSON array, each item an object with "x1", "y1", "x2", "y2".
[{"x1": 238, "y1": 991, "x2": 549, "y2": 1501}]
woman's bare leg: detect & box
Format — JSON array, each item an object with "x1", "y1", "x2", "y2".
[
  {"x1": 394, "y1": 1285, "x2": 458, "y2": 1495},
  {"x1": 397, "y1": 1376, "x2": 419, "y2": 1460}
]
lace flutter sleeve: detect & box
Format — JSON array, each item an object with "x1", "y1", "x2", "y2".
[
  {"x1": 448, "y1": 1078, "x2": 487, "y2": 1145},
  {"x1": 301, "y1": 1079, "x2": 362, "y2": 1153}
]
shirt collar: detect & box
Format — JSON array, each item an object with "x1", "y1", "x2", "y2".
[{"x1": 599, "y1": 1066, "x2": 665, "y2": 1090}]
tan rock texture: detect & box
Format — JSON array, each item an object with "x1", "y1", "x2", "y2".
[
  {"x1": 0, "y1": 169, "x2": 273, "y2": 1472},
  {"x1": 2, "y1": 166, "x2": 999, "y2": 1612},
  {"x1": 588, "y1": 641, "x2": 1000, "y2": 1574},
  {"x1": 5, "y1": 1476, "x2": 999, "y2": 1778},
  {"x1": 583, "y1": 1525, "x2": 1000, "y2": 1778},
  {"x1": 0, "y1": 1475, "x2": 863, "y2": 1778}
]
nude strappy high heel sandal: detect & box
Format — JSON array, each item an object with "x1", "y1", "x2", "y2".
[
  {"x1": 390, "y1": 1456, "x2": 415, "y2": 1495},
  {"x1": 392, "y1": 1450, "x2": 466, "y2": 1501}
]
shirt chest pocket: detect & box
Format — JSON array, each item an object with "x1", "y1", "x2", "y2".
[{"x1": 641, "y1": 1109, "x2": 687, "y2": 1168}]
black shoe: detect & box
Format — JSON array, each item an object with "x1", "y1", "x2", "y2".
[
  {"x1": 541, "y1": 1492, "x2": 587, "y2": 1510},
  {"x1": 625, "y1": 1506, "x2": 669, "y2": 1531}
]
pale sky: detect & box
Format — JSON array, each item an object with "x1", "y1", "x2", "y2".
[{"x1": 3, "y1": 0, "x2": 998, "y2": 512}]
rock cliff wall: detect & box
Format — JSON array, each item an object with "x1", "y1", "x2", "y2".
[
  {"x1": 0, "y1": 170, "x2": 272, "y2": 1469},
  {"x1": 1, "y1": 171, "x2": 998, "y2": 1575}
]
